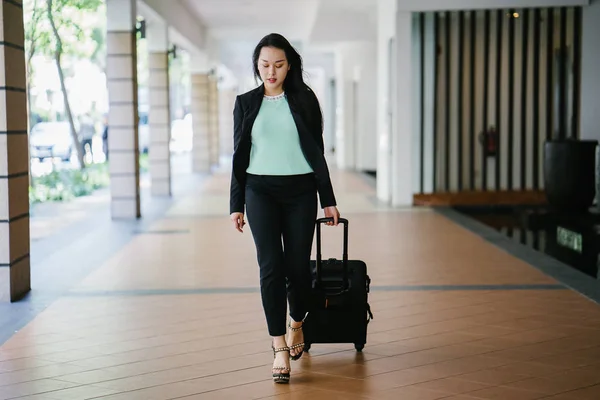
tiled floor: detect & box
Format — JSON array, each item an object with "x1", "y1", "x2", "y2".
[{"x1": 1, "y1": 167, "x2": 600, "y2": 399}]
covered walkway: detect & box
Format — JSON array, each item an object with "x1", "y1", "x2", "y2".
[{"x1": 1, "y1": 169, "x2": 600, "y2": 400}]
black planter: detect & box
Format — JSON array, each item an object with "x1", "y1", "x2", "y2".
[{"x1": 544, "y1": 139, "x2": 598, "y2": 211}]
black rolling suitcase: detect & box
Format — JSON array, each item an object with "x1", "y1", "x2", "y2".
[{"x1": 303, "y1": 217, "x2": 373, "y2": 352}]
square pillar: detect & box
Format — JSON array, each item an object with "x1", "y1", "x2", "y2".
[
  {"x1": 392, "y1": 11, "x2": 415, "y2": 207},
  {"x1": 191, "y1": 72, "x2": 210, "y2": 173},
  {"x1": 377, "y1": 0, "x2": 397, "y2": 204},
  {"x1": 0, "y1": 0, "x2": 31, "y2": 302},
  {"x1": 147, "y1": 21, "x2": 171, "y2": 196},
  {"x1": 218, "y1": 89, "x2": 236, "y2": 157},
  {"x1": 208, "y1": 76, "x2": 220, "y2": 167},
  {"x1": 106, "y1": 0, "x2": 141, "y2": 218}
]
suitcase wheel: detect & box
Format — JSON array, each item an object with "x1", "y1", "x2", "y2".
[
  {"x1": 304, "y1": 343, "x2": 311, "y2": 352},
  {"x1": 354, "y1": 343, "x2": 364, "y2": 352}
]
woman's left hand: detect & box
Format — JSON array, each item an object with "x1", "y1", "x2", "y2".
[{"x1": 323, "y1": 206, "x2": 340, "y2": 226}]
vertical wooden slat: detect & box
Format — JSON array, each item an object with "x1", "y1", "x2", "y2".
[
  {"x1": 558, "y1": 7, "x2": 567, "y2": 139},
  {"x1": 507, "y1": 9, "x2": 515, "y2": 190},
  {"x1": 546, "y1": 8, "x2": 555, "y2": 141},
  {"x1": 520, "y1": 9, "x2": 529, "y2": 190},
  {"x1": 482, "y1": 10, "x2": 490, "y2": 191},
  {"x1": 433, "y1": 13, "x2": 439, "y2": 190},
  {"x1": 532, "y1": 8, "x2": 541, "y2": 189},
  {"x1": 419, "y1": 13, "x2": 426, "y2": 193},
  {"x1": 444, "y1": 11, "x2": 452, "y2": 191},
  {"x1": 457, "y1": 11, "x2": 465, "y2": 191},
  {"x1": 571, "y1": 7, "x2": 582, "y2": 139},
  {"x1": 468, "y1": 11, "x2": 476, "y2": 190},
  {"x1": 495, "y1": 9, "x2": 503, "y2": 191}
]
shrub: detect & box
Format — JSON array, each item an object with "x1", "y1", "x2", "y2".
[{"x1": 29, "y1": 163, "x2": 110, "y2": 205}]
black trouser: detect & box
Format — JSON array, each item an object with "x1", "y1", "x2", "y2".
[{"x1": 245, "y1": 173, "x2": 317, "y2": 337}]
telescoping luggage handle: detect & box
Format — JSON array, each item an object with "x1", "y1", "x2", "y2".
[{"x1": 315, "y1": 217, "x2": 349, "y2": 290}]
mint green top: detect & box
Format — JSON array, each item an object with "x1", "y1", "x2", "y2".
[{"x1": 246, "y1": 93, "x2": 314, "y2": 175}]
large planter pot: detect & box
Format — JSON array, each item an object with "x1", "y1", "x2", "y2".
[{"x1": 544, "y1": 139, "x2": 598, "y2": 211}]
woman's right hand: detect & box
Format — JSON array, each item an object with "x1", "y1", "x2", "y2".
[{"x1": 230, "y1": 212, "x2": 245, "y2": 233}]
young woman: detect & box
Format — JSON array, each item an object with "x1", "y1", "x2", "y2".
[{"x1": 229, "y1": 33, "x2": 340, "y2": 383}]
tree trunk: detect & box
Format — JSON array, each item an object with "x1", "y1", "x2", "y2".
[
  {"x1": 47, "y1": 0, "x2": 85, "y2": 169},
  {"x1": 26, "y1": 78, "x2": 33, "y2": 187},
  {"x1": 26, "y1": 54, "x2": 33, "y2": 186},
  {"x1": 26, "y1": 0, "x2": 39, "y2": 187}
]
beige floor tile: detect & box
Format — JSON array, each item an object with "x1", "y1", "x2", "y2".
[
  {"x1": 466, "y1": 385, "x2": 547, "y2": 399},
  {"x1": 413, "y1": 377, "x2": 491, "y2": 394},
  {"x1": 371, "y1": 385, "x2": 453, "y2": 400},
  {"x1": 0, "y1": 379, "x2": 79, "y2": 400},
  {"x1": 2, "y1": 168, "x2": 599, "y2": 400},
  {"x1": 40, "y1": 384, "x2": 120, "y2": 399}
]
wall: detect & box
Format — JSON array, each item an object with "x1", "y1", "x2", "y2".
[
  {"x1": 304, "y1": 66, "x2": 329, "y2": 151},
  {"x1": 580, "y1": 0, "x2": 600, "y2": 141},
  {"x1": 334, "y1": 46, "x2": 354, "y2": 169},
  {"x1": 304, "y1": 51, "x2": 336, "y2": 153},
  {"x1": 417, "y1": 7, "x2": 581, "y2": 194},
  {"x1": 354, "y1": 49, "x2": 378, "y2": 172},
  {"x1": 334, "y1": 41, "x2": 378, "y2": 171}
]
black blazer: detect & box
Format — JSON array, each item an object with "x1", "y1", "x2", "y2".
[{"x1": 229, "y1": 84, "x2": 337, "y2": 214}]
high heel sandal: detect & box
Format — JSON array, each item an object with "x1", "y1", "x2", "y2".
[
  {"x1": 288, "y1": 320, "x2": 305, "y2": 361},
  {"x1": 272, "y1": 345, "x2": 291, "y2": 384}
]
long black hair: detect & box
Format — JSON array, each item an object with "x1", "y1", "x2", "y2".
[
  {"x1": 252, "y1": 33, "x2": 308, "y2": 94},
  {"x1": 252, "y1": 33, "x2": 324, "y2": 137}
]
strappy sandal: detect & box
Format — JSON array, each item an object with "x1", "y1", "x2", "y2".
[
  {"x1": 288, "y1": 320, "x2": 305, "y2": 361},
  {"x1": 272, "y1": 345, "x2": 290, "y2": 384}
]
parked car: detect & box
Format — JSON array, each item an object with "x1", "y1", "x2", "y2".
[{"x1": 29, "y1": 121, "x2": 75, "y2": 162}]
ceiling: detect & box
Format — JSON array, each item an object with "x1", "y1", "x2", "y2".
[
  {"x1": 181, "y1": 0, "x2": 319, "y2": 42},
  {"x1": 179, "y1": 0, "x2": 378, "y2": 78}
]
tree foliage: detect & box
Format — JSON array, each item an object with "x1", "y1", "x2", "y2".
[
  {"x1": 25, "y1": 0, "x2": 103, "y2": 64},
  {"x1": 24, "y1": 0, "x2": 104, "y2": 169}
]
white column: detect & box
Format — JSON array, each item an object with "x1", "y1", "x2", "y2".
[
  {"x1": 580, "y1": 1, "x2": 600, "y2": 142},
  {"x1": 191, "y1": 73, "x2": 210, "y2": 172},
  {"x1": 205, "y1": 34, "x2": 220, "y2": 168},
  {"x1": 392, "y1": 11, "x2": 415, "y2": 207},
  {"x1": 208, "y1": 75, "x2": 220, "y2": 167},
  {"x1": 377, "y1": 0, "x2": 398, "y2": 203},
  {"x1": 0, "y1": 0, "x2": 30, "y2": 302},
  {"x1": 106, "y1": 0, "x2": 140, "y2": 218},
  {"x1": 190, "y1": 53, "x2": 211, "y2": 173},
  {"x1": 219, "y1": 89, "x2": 236, "y2": 157},
  {"x1": 147, "y1": 21, "x2": 171, "y2": 196}
]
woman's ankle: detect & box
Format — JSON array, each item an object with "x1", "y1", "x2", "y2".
[
  {"x1": 289, "y1": 315, "x2": 305, "y2": 327},
  {"x1": 289, "y1": 312, "x2": 307, "y2": 327},
  {"x1": 290, "y1": 319, "x2": 302, "y2": 328},
  {"x1": 272, "y1": 335, "x2": 287, "y2": 348}
]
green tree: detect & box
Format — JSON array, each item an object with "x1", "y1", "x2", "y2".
[
  {"x1": 24, "y1": 0, "x2": 50, "y2": 128},
  {"x1": 24, "y1": 0, "x2": 103, "y2": 169}
]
